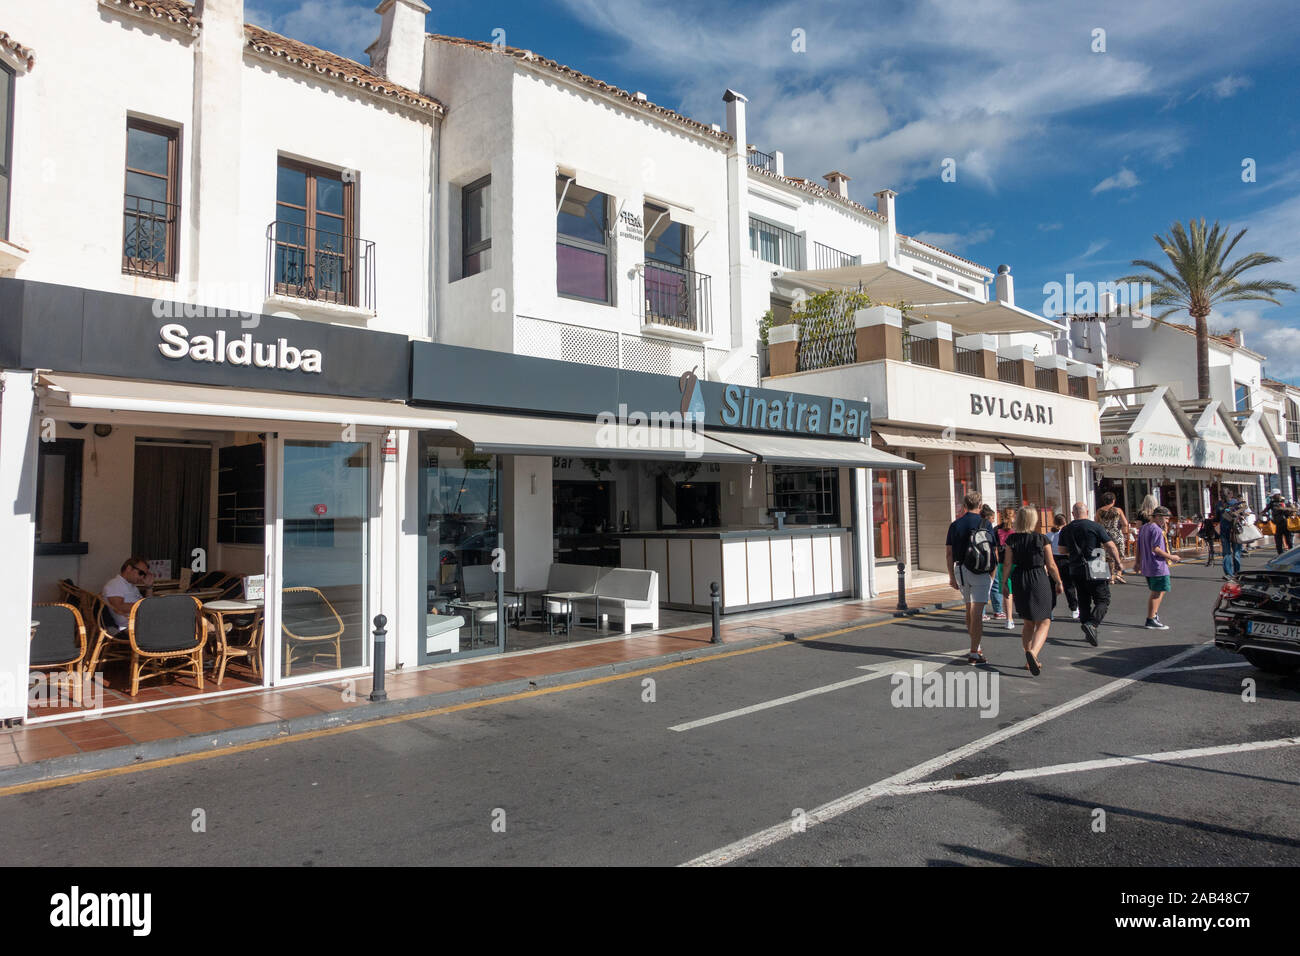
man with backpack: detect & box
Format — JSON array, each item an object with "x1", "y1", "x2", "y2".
[
  {"x1": 1058, "y1": 502, "x2": 1123, "y2": 647},
  {"x1": 946, "y1": 490, "x2": 997, "y2": 664},
  {"x1": 1217, "y1": 493, "x2": 1246, "y2": 579}
]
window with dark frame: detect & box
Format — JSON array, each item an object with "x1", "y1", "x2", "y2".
[
  {"x1": 35, "y1": 439, "x2": 85, "y2": 555},
  {"x1": 556, "y1": 175, "x2": 612, "y2": 304},
  {"x1": 0, "y1": 61, "x2": 14, "y2": 241},
  {"x1": 462, "y1": 175, "x2": 491, "y2": 278},
  {"x1": 273, "y1": 158, "x2": 356, "y2": 305},
  {"x1": 122, "y1": 117, "x2": 180, "y2": 279}
]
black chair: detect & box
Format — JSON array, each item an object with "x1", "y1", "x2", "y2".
[
  {"x1": 31, "y1": 602, "x2": 88, "y2": 704},
  {"x1": 127, "y1": 594, "x2": 204, "y2": 697}
]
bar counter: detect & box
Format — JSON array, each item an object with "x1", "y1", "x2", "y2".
[{"x1": 616, "y1": 527, "x2": 852, "y2": 613}]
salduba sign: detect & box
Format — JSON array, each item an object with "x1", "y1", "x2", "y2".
[{"x1": 157, "y1": 323, "x2": 323, "y2": 374}]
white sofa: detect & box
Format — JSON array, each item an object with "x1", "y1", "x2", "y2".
[
  {"x1": 425, "y1": 614, "x2": 465, "y2": 656},
  {"x1": 578, "y1": 568, "x2": 659, "y2": 634}
]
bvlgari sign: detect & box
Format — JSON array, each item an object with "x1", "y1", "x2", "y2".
[
  {"x1": 157, "y1": 323, "x2": 323, "y2": 374},
  {"x1": 970, "y1": 393, "x2": 1055, "y2": 425}
]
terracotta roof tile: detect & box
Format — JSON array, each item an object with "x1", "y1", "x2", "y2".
[
  {"x1": 245, "y1": 24, "x2": 443, "y2": 115},
  {"x1": 100, "y1": 0, "x2": 199, "y2": 29},
  {"x1": 898, "y1": 234, "x2": 990, "y2": 273},
  {"x1": 427, "y1": 34, "x2": 729, "y2": 144},
  {"x1": 102, "y1": 1, "x2": 442, "y2": 115},
  {"x1": 747, "y1": 163, "x2": 889, "y2": 225},
  {"x1": 0, "y1": 31, "x2": 35, "y2": 71}
]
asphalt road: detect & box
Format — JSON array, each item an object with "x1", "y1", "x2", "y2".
[{"x1": 2, "y1": 548, "x2": 1297, "y2": 868}]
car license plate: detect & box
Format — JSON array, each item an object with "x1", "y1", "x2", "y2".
[{"x1": 1246, "y1": 620, "x2": 1300, "y2": 641}]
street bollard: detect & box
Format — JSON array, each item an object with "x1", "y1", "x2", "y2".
[
  {"x1": 369, "y1": 614, "x2": 388, "y2": 702},
  {"x1": 896, "y1": 562, "x2": 908, "y2": 611},
  {"x1": 710, "y1": 582, "x2": 722, "y2": 643}
]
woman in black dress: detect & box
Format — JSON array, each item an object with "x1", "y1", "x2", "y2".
[{"x1": 1000, "y1": 506, "x2": 1065, "y2": 676}]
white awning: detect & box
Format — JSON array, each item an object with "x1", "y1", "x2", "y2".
[
  {"x1": 773, "y1": 262, "x2": 1059, "y2": 334},
  {"x1": 1001, "y1": 441, "x2": 1094, "y2": 463},
  {"x1": 873, "y1": 427, "x2": 1006, "y2": 456},
  {"x1": 707, "y1": 430, "x2": 923, "y2": 469},
  {"x1": 38, "y1": 374, "x2": 460, "y2": 431},
  {"x1": 446, "y1": 408, "x2": 757, "y2": 462}
]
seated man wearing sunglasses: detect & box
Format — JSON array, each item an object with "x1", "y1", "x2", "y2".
[{"x1": 102, "y1": 556, "x2": 155, "y2": 632}]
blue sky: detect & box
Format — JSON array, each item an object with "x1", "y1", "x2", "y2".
[{"x1": 245, "y1": 0, "x2": 1300, "y2": 381}]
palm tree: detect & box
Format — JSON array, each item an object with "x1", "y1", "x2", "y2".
[{"x1": 1117, "y1": 219, "x2": 1295, "y2": 400}]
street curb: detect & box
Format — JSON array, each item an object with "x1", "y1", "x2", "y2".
[{"x1": 0, "y1": 599, "x2": 965, "y2": 788}]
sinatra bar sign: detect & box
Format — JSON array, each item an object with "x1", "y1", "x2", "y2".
[
  {"x1": 157, "y1": 323, "x2": 323, "y2": 373},
  {"x1": 719, "y1": 384, "x2": 865, "y2": 436}
]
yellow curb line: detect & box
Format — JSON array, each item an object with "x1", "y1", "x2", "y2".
[{"x1": 0, "y1": 607, "x2": 960, "y2": 797}]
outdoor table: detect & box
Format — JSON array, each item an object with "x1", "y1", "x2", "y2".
[
  {"x1": 543, "y1": 591, "x2": 599, "y2": 636},
  {"x1": 505, "y1": 587, "x2": 549, "y2": 625},
  {"x1": 447, "y1": 600, "x2": 498, "y2": 647},
  {"x1": 200, "y1": 599, "x2": 263, "y2": 681}
]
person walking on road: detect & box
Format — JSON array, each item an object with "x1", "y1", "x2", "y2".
[
  {"x1": 1047, "y1": 513, "x2": 1079, "y2": 620},
  {"x1": 1096, "y1": 492, "x2": 1130, "y2": 584},
  {"x1": 1000, "y1": 506, "x2": 1065, "y2": 677},
  {"x1": 946, "y1": 491, "x2": 998, "y2": 665},
  {"x1": 1137, "y1": 505, "x2": 1181, "y2": 629},
  {"x1": 980, "y1": 504, "x2": 1005, "y2": 621},
  {"x1": 1217, "y1": 493, "x2": 1246, "y2": 579},
  {"x1": 996, "y1": 506, "x2": 1018, "y2": 630},
  {"x1": 1059, "y1": 502, "x2": 1123, "y2": 647},
  {"x1": 1264, "y1": 491, "x2": 1296, "y2": 556},
  {"x1": 1199, "y1": 511, "x2": 1218, "y2": 567}
]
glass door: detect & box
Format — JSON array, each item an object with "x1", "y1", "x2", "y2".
[{"x1": 275, "y1": 438, "x2": 372, "y2": 681}]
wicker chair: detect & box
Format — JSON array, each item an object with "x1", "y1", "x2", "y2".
[
  {"x1": 31, "y1": 602, "x2": 88, "y2": 705},
  {"x1": 281, "y1": 587, "x2": 344, "y2": 676},
  {"x1": 204, "y1": 607, "x2": 263, "y2": 685},
  {"x1": 126, "y1": 594, "x2": 205, "y2": 697},
  {"x1": 83, "y1": 591, "x2": 132, "y2": 677}
]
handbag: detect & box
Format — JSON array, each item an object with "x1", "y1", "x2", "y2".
[
  {"x1": 1289, "y1": 516, "x2": 1300, "y2": 532},
  {"x1": 1237, "y1": 521, "x2": 1263, "y2": 543},
  {"x1": 1259, "y1": 521, "x2": 1276, "y2": 535}
]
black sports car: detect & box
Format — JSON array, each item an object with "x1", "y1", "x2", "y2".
[{"x1": 1214, "y1": 548, "x2": 1300, "y2": 673}]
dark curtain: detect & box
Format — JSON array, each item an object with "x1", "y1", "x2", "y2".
[{"x1": 132, "y1": 445, "x2": 211, "y2": 577}]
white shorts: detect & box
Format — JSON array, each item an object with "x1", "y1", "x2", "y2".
[{"x1": 955, "y1": 564, "x2": 993, "y2": 605}]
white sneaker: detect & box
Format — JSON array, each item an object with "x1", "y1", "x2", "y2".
[
  {"x1": 1144, "y1": 617, "x2": 1170, "y2": 630},
  {"x1": 1005, "y1": 616, "x2": 1015, "y2": 629},
  {"x1": 1071, "y1": 608, "x2": 1080, "y2": 620}
]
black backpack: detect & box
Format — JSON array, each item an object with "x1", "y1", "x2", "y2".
[{"x1": 962, "y1": 526, "x2": 997, "y2": 574}]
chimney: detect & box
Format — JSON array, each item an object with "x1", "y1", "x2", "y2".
[
  {"x1": 723, "y1": 89, "x2": 748, "y2": 158},
  {"x1": 823, "y1": 171, "x2": 850, "y2": 199},
  {"x1": 1233, "y1": 329, "x2": 1246, "y2": 347},
  {"x1": 366, "y1": 0, "x2": 430, "y2": 91},
  {"x1": 873, "y1": 189, "x2": 897, "y2": 266},
  {"x1": 1099, "y1": 290, "x2": 1116, "y2": 316},
  {"x1": 995, "y1": 264, "x2": 1015, "y2": 307},
  {"x1": 191, "y1": 0, "x2": 245, "y2": 293}
]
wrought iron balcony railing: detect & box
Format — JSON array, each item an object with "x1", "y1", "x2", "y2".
[
  {"x1": 747, "y1": 147, "x2": 777, "y2": 173},
  {"x1": 638, "y1": 261, "x2": 712, "y2": 336},
  {"x1": 749, "y1": 217, "x2": 805, "y2": 270},
  {"x1": 798, "y1": 330, "x2": 856, "y2": 372},
  {"x1": 1035, "y1": 367, "x2": 1059, "y2": 392},
  {"x1": 902, "y1": 330, "x2": 940, "y2": 368},
  {"x1": 997, "y1": 357, "x2": 1024, "y2": 385},
  {"x1": 266, "y1": 220, "x2": 375, "y2": 311},
  {"x1": 1068, "y1": 375, "x2": 1090, "y2": 399},
  {"x1": 812, "y1": 241, "x2": 861, "y2": 271},
  {"x1": 123, "y1": 194, "x2": 179, "y2": 279},
  {"x1": 955, "y1": 345, "x2": 983, "y2": 377}
]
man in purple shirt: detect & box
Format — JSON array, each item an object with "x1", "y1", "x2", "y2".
[{"x1": 1136, "y1": 506, "x2": 1181, "y2": 629}]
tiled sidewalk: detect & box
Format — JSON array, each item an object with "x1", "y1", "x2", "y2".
[{"x1": 1, "y1": 585, "x2": 960, "y2": 775}]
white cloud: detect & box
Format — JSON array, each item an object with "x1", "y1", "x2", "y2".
[
  {"x1": 1091, "y1": 167, "x2": 1141, "y2": 194},
  {"x1": 1038, "y1": 222, "x2": 1063, "y2": 232},
  {"x1": 912, "y1": 228, "x2": 994, "y2": 251},
  {"x1": 1209, "y1": 74, "x2": 1254, "y2": 99},
  {"x1": 1080, "y1": 239, "x2": 1110, "y2": 259},
  {"x1": 243, "y1": 0, "x2": 381, "y2": 57},
  {"x1": 555, "y1": 0, "x2": 1300, "y2": 197}
]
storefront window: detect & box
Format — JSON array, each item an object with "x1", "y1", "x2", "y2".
[
  {"x1": 1125, "y1": 478, "x2": 1151, "y2": 516},
  {"x1": 280, "y1": 440, "x2": 370, "y2": 678},
  {"x1": 1042, "y1": 463, "x2": 1064, "y2": 529},
  {"x1": 1178, "y1": 480, "x2": 1202, "y2": 519},
  {"x1": 993, "y1": 459, "x2": 1020, "y2": 511},
  {"x1": 418, "y1": 436, "x2": 500, "y2": 660},
  {"x1": 769, "y1": 465, "x2": 840, "y2": 525},
  {"x1": 873, "y1": 470, "x2": 899, "y2": 562},
  {"x1": 952, "y1": 454, "x2": 977, "y2": 516}
]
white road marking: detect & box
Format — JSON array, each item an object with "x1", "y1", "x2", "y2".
[
  {"x1": 875, "y1": 737, "x2": 1300, "y2": 796},
  {"x1": 682, "y1": 640, "x2": 1214, "y2": 866},
  {"x1": 1154, "y1": 661, "x2": 1253, "y2": 673},
  {"x1": 667, "y1": 649, "x2": 969, "y2": 733}
]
